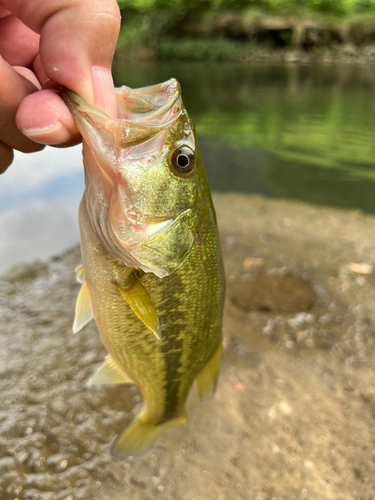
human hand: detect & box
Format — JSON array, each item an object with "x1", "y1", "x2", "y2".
[{"x1": 0, "y1": 0, "x2": 121, "y2": 174}]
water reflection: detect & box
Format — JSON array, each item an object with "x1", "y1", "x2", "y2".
[
  {"x1": 0, "y1": 147, "x2": 83, "y2": 273},
  {"x1": 2, "y1": 62, "x2": 375, "y2": 271}
]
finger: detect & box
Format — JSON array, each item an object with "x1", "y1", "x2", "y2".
[
  {"x1": 0, "y1": 6, "x2": 11, "y2": 19},
  {"x1": 16, "y1": 89, "x2": 80, "y2": 146},
  {"x1": 32, "y1": 54, "x2": 49, "y2": 87},
  {"x1": 4, "y1": 0, "x2": 121, "y2": 117},
  {"x1": 0, "y1": 140, "x2": 14, "y2": 174},
  {"x1": 13, "y1": 66, "x2": 42, "y2": 90},
  {"x1": 0, "y1": 14, "x2": 40, "y2": 67},
  {"x1": 0, "y1": 56, "x2": 44, "y2": 153}
]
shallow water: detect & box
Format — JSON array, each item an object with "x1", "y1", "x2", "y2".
[{"x1": 2, "y1": 62, "x2": 375, "y2": 270}]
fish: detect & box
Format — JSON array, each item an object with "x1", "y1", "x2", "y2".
[{"x1": 63, "y1": 78, "x2": 225, "y2": 459}]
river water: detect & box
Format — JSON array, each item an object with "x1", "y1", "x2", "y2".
[{"x1": 1, "y1": 62, "x2": 375, "y2": 272}]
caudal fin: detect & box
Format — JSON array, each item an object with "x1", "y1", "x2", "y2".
[{"x1": 110, "y1": 411, "x2": 187, "y2": 460}]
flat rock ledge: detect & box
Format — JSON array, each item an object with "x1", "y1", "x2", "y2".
[{"x1": 1, "y1": 193, "x2": 375, "y2": 500}]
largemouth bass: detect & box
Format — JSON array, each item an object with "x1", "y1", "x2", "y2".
[{"x1": 63, "y1": 79, "x2": 225, "y2": 459}]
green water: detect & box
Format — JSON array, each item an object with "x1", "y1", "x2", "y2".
[{"x1": 113, "y1": 61, "x2": 375, "y2": 213}]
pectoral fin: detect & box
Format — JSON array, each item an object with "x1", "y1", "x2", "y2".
[
  {"x1": 114, "y1": 273, "x2": 161, "y2": 339},
  {"x1": 87, "y1": 355, "x2": 133, "y2": 386},
  {"x1": 75, "y1": 264, "x2": 85, "y2": 283},
  {"x1": 73, "y1": 279, "x2": 93, "y2": 334},
  {"x1": 195, "y1": 338, "x2": 222, "y2": 401}
]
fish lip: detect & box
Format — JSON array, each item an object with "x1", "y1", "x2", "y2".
[
  {"x1": 62, "y1": 80, "x2": 182, "y2": 151},
  {"x1": 61, "y1": 87, "x2": 80, "y2": 106},
  {"x1": 62, "y1": 86, "x2": 110, "y2": 121},
  {"x1": 130, "y1": 78, "x2": 181, "y2": 123},
  {"x1": 62, "y1": 79, "x2": 181, "y2": 125},
  {"x1": 61, "y1": 87, "x2": 85, "y2": 112}
]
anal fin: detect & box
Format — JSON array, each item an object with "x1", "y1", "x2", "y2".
[
  {"x1": 195, "y1": 337, "x2": 222, "y2": 401},
  {"x1": 73, "y1": 279, "x2": 93, "y2": 334},
  {"x1": 114, "y1": 273, "x2": 161, "y2": 339},
  {"x1": 87, "y1": 355, "x2": 134, "y2": 386}
]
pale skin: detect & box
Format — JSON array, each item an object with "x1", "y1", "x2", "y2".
[{"x1": 0, "y1": 0, "x2": 121, "y2": 174}]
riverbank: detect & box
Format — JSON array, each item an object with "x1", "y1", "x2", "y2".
[
  {"x1": 1, "y1": 193, "x2": 375, "y2": 499},
  {"x1": 117, "y1": 39, "x2": 375, "y2": 65},
  {"x1": 116, "y1": 10, "x2": 375, "y2": 64}
]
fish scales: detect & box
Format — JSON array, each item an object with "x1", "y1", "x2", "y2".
[
  {"x1": 64, "y1": 78, "x2": 225, "y2": 458},
  {"x1": 81, "y1": 199, "x2": 223, "y2": 419}
]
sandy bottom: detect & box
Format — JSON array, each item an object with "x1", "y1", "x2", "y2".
[{"x1": 1, "y1": 193, "x2": 375, "y2": 500}]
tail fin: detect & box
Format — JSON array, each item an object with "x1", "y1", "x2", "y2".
[{"x1": 110, "y1": 411, "x2": 187, "y2": 460}]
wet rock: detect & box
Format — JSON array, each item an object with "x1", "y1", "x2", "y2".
[
  {"x1": 0, "y1": 456, "x2": 17, "y2": 472},
  {"x1": 2, "y1": 261, "x2": 49, "y2": 285},
  {"x1": 230, "y1": 270, "x2": 317, "y2": 312},
  {"x1": 24, "y1": 489, "x2": 43, "y2": 500},
  {"x1": 25, "y1": 473, "x2": 54, "y2": 491}
]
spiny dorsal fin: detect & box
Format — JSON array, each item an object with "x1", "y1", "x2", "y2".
[
  {"x1": 75, "y1": 264, "x2": 85, "y2": 283},
  {"x1": 114, "y1": 273, "x2": 161, "y2": 339},
  {"x1": 87, "y1": 355, "x2": 134, "y2": 386},
  {"x1": 195, "y1": 338, "x2": 222, "y2": 401},
  {"x1": 72, "y1": 279, "x2": 93, "y2": 334}
]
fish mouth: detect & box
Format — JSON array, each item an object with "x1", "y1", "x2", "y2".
[
  {"x1": 62, "y1": 78, "x2": 181, "y2": 119},
  {"x1": 62, "y1": 79, "x2": 182, "y2": 148},
  {"x1": 116, "y1": 79, "x2": 181, "y2": 122}
]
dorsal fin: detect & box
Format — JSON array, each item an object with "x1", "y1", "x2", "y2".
[
  {"x1": 114, "y1": 273, "x2": 161, "y2": 339},
  {"x1": 87, "y1": 355, "x2": 134, "y2": 386},
  {"x1": 73, "y1": 279, "x2": 93, "y2": 334}
]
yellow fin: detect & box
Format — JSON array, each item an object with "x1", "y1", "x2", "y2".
[
  {"x1": 195, "y1": 338, "x2": 222, "y2": 401},
  {"x1": 87, "y1": 355, "x2": 133, "y2": 386},
  {"x1": 114, "y1": 273, "x2": 161, "y2": 339},
  {"x1": 72, "y1": 280, "x2": 93, "y2": 334},
  {"x1": 111, "y1": 411, "x2": 187, "y2": 460},
  {"x1": 75, "y1": 264, "x2": 85, "y2": 283}
]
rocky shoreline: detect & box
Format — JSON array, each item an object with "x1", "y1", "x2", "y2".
[{"x1": 1, "y1": 193, "x2": 375, "y2": 499}]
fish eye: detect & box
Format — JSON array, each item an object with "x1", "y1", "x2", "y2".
[{"x1": 171, "y1": 146, "x2": 195, "y2": 174}]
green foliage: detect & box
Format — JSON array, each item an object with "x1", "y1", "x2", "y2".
[
  {"x1": 117, "y1": 0, "x2": 375, "y2": 17},
  {"x1": 157, "y1": 38, "x2": 252, "y2": 61},
  {"x1": 116, "y1": 0, "x2": 375, "y2": 59}
]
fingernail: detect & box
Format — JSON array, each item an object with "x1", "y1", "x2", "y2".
[
  {"x1": 22, "y1": 122, "x2": 62, "y2": 136},
  {"x1": 92, "y1": 67, "x2": 117, "y2": 118},
  {"x1": 22, "y1": 122, "x2": 69, "y2": 145}
]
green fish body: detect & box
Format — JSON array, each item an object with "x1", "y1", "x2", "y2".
[{"x1": 64, "y1": 79, "x2": 225, "y2": 459}]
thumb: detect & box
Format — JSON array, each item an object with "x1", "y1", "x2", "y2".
[{"x1": 4, "y1": 0, "x2": 121, "y2": 117}]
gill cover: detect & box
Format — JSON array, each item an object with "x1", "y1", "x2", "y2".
[{"x1": 63, "y1": 80, "x2": 197, "y2": 278}]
